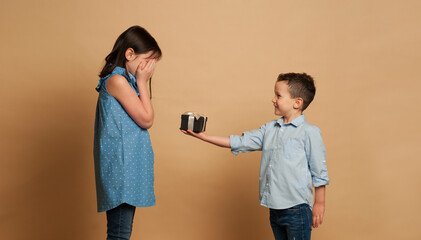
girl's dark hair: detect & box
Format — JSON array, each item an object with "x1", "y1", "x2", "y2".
[{"x1": 99, "y1": 25, "x2": 162, "y2": 97}]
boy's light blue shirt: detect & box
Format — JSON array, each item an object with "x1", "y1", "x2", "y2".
[{"x1": 230, "y1": 115, "x2": 329, "y2": 210}]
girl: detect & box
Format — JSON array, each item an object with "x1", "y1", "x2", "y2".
[{"x1": 94, "y1": 25, "x2": 162, "y2": 240}]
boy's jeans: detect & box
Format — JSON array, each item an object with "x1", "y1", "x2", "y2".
[
  {"x1": 106, "y1": 203, "x2": 136, "y2": 240},
  {"x1": 269, "y1": 204, "x2": 312, "y2": 240}
]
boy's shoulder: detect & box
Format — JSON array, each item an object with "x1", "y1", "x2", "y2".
[
  {"x1": 299, "y1": 121, "x2": 324, "y2": 144},
  {"x1": 297, "y1": 119, "x2": 322, "y2": 137},
  {"x1": 258, "y1": 119, "x2": 280, "y2": 130},
  {"x1": 260, "y1": 116, "x2": 322, "y2": 135},
  {"x1": 301, "y1": 120, "x2": 321, "y2": 131}
]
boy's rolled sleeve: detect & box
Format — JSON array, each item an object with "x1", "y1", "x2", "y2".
[
  {"x1": 229, "y1": 135, "x2": 242, "y2": 156},
  {"x1": 306, "y1": 126, "x2": 330, "y2": 187},
  {"x1": 230, "y1": 125, "x2": 266, "y2": 156}
]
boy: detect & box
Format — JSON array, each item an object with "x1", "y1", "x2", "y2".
[{"x1": 181, "y1": 73, "x2": 329, "y2": 240}]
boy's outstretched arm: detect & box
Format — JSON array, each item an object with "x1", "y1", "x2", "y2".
[
  {"x1": 180, "y1": 129, "x2": 230, "y2": 148},
  {"x1": 312, "y1": 186, "x2": 326, "y2": 228}
]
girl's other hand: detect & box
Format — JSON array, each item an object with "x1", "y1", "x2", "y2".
[{"x1": 136, "y1": 59, "x2": 157, "y2": 84}]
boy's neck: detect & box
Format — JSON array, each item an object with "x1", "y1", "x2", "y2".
[{"x1": 282, "y1": 111, "x2": 303, "y2": 124}]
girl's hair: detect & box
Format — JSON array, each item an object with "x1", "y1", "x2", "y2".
[{"x1": 99, "y1": 25, "x2": 162, "y2": 97}]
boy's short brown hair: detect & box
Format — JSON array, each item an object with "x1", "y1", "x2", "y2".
[{"x1": 277, "y1": 73, "x2": 316, "y2": 111}]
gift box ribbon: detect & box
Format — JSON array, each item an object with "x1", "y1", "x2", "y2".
[{"x1": 183, "y1": 111, "x2": 206, "y2": 131}]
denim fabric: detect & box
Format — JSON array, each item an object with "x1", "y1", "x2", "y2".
[
  {"x1": 106, "y1": 203, "x2": 136, "y2": 240},
  {"x1": 269, "y1": 204, "x2": 312, "y2": 240}
]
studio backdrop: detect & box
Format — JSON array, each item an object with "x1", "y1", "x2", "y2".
[{"x1": 1, "y1": 0, "x2": 420, "y2": 239}]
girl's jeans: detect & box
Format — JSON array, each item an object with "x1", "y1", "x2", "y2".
[
  {"x1": 106, "y1": 203, "x2": 136, "y2": 240},
  {"x1": 269, "y1": 204, "x2": 312, "y2": 240}
]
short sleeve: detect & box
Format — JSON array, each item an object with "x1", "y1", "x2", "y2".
[{"x1": 96, "y1": 77, "x2": 108, "y2": 92}]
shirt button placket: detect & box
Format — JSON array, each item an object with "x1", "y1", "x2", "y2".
[{"x1": 266, "y1": 161, "x2": 271, "y2": 192}]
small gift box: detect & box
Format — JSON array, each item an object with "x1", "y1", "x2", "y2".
[{"x1": 180, "y1": 111, "x2": 207, "y2": 133}]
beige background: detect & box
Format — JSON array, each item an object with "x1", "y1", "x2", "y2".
[{"x1": 1, "y1": 0, "x2": 421, "y2": 239}]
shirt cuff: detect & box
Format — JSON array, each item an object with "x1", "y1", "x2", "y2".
[
  {"x1": 229, "y1": 135, "x2": 241, "y2": 156},
  {"x1": 312, "y1": 177, "x2": 330, "y2": 187}
]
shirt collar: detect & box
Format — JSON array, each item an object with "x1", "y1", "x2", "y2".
[{"x1": 276, "y1": 114, "x2": 306, "y2": 127}]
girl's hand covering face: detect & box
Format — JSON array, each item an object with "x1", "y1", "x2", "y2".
[{"x1": 136, "y1": 59, "x2": 157, "y2": 83}]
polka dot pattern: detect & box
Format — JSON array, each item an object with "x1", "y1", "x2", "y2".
[{"x1": 94, "y1": 67, "x2": 155, "y2": 212}]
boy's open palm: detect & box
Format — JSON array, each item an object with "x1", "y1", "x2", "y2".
[
  {"x1": 180, "y1": 129, "x2": 208, "y2": 141},
  {"x1": 180, "y1": 130, "x2": 230, "y2": 148}
]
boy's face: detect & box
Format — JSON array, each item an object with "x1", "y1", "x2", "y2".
[{"x1": 272, "y1": 81, "x2": 300, "y2": 116}]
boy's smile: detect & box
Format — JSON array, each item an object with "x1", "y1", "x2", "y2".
[{"x1": 272, "y1": 81, "x2": 302, "y2": 122}]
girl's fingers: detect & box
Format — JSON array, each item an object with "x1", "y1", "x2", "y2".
[
  {"x1": 137, "y1": 61, "x2": 146, "y2": 74},
  {"x1": 141, "y1": 59, "x2": 155, "y2": 73},
  {"x1": 149, "y1": 60, "x2": 157, "y2": 74},
  {"x1": 147, "y1": 59, "x2": 156, "y2": 72},
  {"x1": 145, "y1": 60, "x2": 156, "y2": 78},
  {"x1": 136, "y1": 59, "x2": 158, "y2": 82}
]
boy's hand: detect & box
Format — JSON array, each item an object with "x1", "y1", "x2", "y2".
[
  {"x1": 180, "y1": 129, "x2": 231, "y2": 148},
  {"x1": 180, "y1": 129, "x2": 208, "y2": 141},
  {"x1": 312, "y1": 202, "x2": 325, "y2": 228}
]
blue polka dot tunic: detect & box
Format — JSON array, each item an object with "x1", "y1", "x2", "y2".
[{"x1": 94, "y1": 66, "x2": 155, "y2": 212}]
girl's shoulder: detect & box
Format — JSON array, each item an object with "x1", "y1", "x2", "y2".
[
  {"x1": 106, "y1": 74, "x2": 129, "y2": 89},
  {"x1": 96, "y1": 67, "x2": 130, "y2": 92}
]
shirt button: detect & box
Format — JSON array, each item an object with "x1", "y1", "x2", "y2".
[
  {"x1": 269, "y1": 165, "x2": 272, "y2": 168},
  {"x1": 266, "y1": 183, "x2": 269, "y2": 186}
]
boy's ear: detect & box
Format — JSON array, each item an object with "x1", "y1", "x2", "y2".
[
  {"x1": 125, "y1": 48, "x2": 135, "y2": 61},
  {"x1": 294, "y1": 98, "x2": 304, "y2": 110}
]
